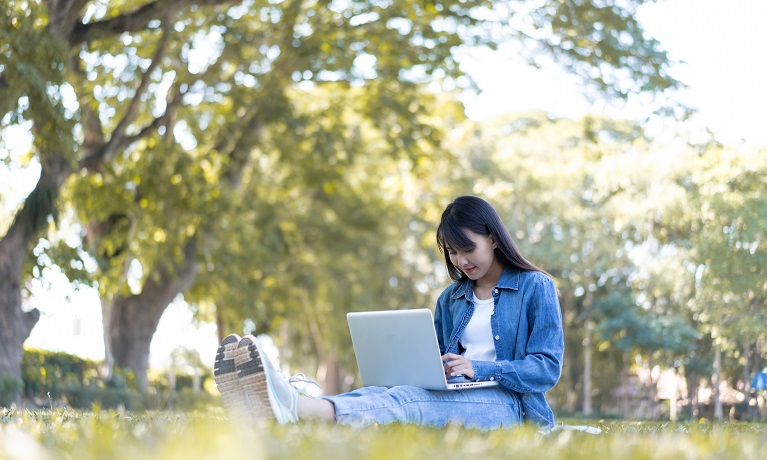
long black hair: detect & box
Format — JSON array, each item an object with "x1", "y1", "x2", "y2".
[{"x1": 436, "y1": 195, "x2": 549, "y2": 282}]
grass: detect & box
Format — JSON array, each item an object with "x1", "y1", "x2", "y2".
[{"x1": 1, "y1": 406, "x2": 766, "y2": 460}]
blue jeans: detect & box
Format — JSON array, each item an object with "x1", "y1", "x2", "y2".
[{"x1": 322, "y1": 385, "x2": 523, "y2": 430}]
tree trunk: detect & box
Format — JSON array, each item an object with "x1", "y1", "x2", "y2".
[
  {"x1": 216, "y1": 311, "x2": 225, "y2": 344},
  {"x1": 0, "y1": 238, "x2": 40, "y2": 383},
  {"x1": 0, "y1": 154, "x2": 70, "y2": 383},
  {"x1": 688, "y1": 370, "x2": 700, "y2": 419},
  {"x1": 669, "y1": 367, "x2": 678, "y2": 421},
  {"x1": 647, "y1": 357, "x2": 658, "y2": 419},
  {"x1": 562, "y1": 338, "x2": 578, "y2": 413},
  {"x1": 559, "y1": 296, "x2": 578, "y2": 413},
  {"x1": 743, "y1": 342, "x2": 753, "y2": 420},
  {"x1": 619, "y1": 351, "x2": 630, "y2": 418},
  {"x1": 322, "y1": 350, "x2": 340, "y2": 396},
  {"x1": 582, "y1": 317, "x2": 594, "y2": 416},
  {"x1": 99, "y1": 298, "x2": 116, "y2": 381},
  {"x1": 713, "y1": 344, "x2": 723, "y2": 421},
  {"x1": 108, "y1": 238, "x2": 199, "y2": 390},
  {"x1": 0, "y1": 224, "x2": 32, "y2": 382}
]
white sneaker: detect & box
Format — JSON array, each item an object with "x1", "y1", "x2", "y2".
[
  {"x1": 234, "y1": 335, "x2": 301, "y2": 424},
  {"x1": 213, "y1": 334, "x2": 248, "y2": 419}
]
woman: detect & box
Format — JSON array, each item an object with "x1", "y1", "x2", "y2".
[{"x1": 215, "y1": 195, "x2": 564, "y2": 429}]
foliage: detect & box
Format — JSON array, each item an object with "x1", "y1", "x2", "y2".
[
  {"x1": 595, "y1": 291, "x2": 699, "y2": 353},
  {"x1": 443, "y1": 113, "x2": 665, "y2": 413},
  {"x1": 12, "y1": 104, "x2": 767, "y2": 417},
  {"x1": 1, "y1": 409, "x2": 767, "y2": 460},
  {"x1": 0, "y1": 1, "x2": 76, "y2": 156},
  {"x1": 439, "y1": 111, "x2": 766, "y2": 417},
  {"x1": 687, "y1": 146, "x2": 767, "y2": 345},
  {"x1": 1, "y1": 0, "x2": 762, "y2": 421},
  {"x1": 1, "y1": 0, "x2": 685, "y2": 383},
  {"x1": 530, "y1": 0, "x2": 683, "y2": 100}
]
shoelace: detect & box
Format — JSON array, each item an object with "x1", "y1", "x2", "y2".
[{"x1": 288, "y1": 373, "x2": 322, "y2": 393}]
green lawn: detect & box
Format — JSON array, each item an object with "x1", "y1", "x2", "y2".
[{"x1": 1, "y1": 407, "x2": 765, "y2": 459}]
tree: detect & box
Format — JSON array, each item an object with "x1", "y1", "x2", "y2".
[
  {"x1": 1, "y1": 0, "x2": 78, "y2": 384},
  {"x1": 1, "y1": 0, "x2": 249, "y2": 385},
  {"x1": 686, "y1": 145, "x2": 767, "y2": 420}
]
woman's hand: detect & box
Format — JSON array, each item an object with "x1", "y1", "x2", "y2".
[{"x1": 441, "y1": 353, "x2": 475, "y2": 379}]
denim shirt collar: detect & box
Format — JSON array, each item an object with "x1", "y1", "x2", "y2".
[{"x1": 449, "y1": 266, "x2": 521, "y2": 300}]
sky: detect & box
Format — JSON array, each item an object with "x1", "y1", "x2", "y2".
[{"x1": 4, "y1": 0, "x2": 767, "y2": 371}]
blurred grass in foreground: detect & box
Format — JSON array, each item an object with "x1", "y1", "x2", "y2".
[{"x1": 1, "y1": 407, "x2": 766, "y2": 460}]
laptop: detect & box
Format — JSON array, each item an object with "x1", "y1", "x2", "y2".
[{"x1": 346, "y1": 309, "x2": 499, "y2": 390}]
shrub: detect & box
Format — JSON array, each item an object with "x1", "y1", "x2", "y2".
[
  {"x1": 58, "y1": 385, "x2": 141, "y2": 410},
  {"x1": 20, "y1": 348, "x2": 218, "y2": 411},
  {"x1": 22, "y1": 349, "x2": 101, "y2": 400},
  {"x1": 0, "y1": 376, "x2": 22, "y2": 407},
  {"x1": 21, "y1": 349, "x2": 144, "y2": 409}
]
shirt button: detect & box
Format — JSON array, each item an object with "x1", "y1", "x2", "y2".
[
  {"x1": 490, "y1": 377, "x2": 495, "y2": 381},
  {"x1": 493, "y1": 289, "x2": 499, "y2": 294},
  {"x1": 494, "y1": 335, "x2": 500, "y2": 340}
]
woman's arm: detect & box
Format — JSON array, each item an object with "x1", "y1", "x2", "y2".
[{"x1": 472, "y1": 276, "x2": 564, "y2": 393}]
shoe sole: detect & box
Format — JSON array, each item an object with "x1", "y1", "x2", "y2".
[
  {"x1": 234, "y1": 336, "x2": 276, "y2": 422},
  {"x1": 213, "y1": 334, "x2": 246, "y2": 417}
]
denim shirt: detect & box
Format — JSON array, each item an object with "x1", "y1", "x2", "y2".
[{"x1": 433, "y1": 266, "x2": 564, "y2": 428}]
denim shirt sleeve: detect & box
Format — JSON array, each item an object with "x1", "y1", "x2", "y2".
[
  {"x1": 472, "y1": 276, "x2": 563, "y2": 393},
  {"x1": 433, "y1": 287, "x2": 452, "y2": 355}
]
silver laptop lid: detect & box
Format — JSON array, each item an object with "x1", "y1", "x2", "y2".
[{"x1": 347, "y1": 309, "x2": 450, "y2": 390}]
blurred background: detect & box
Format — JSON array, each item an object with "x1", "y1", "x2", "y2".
[{"x1": 1, "y1": 0, "x2": 765, "y2": 421}]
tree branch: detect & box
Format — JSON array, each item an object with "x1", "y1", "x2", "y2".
[
  {"x1": 222, "y1": 115, "x2": 261, "y2": 188},
  {"x1": 21, "y1": 309, "x2": 41, "y2": 341},
  {"x1": 125, "y1": 86, "x2": 184, "y2": 145},
  {"x1": 79, "y1": 87, "x2": 185, "y2": 172},
  {"x1": 79, "y1": 21, "x2": 173, "y2": 171},
  {"x1": 44, "y1": 0, "x2": 90, "y2": 40},
  {"x1": 69, "y1": 0, "x2": 244, "y2": 44},
  {"x1": 110, "y1": 22, "x2": 171, "y2": 139},
  {"x1": 70, "y1": 54, "x2": 106, "y2": 158},
  {"x1": 141, "y1": 236, "x2": 199, "y2": 312},
  {"x1": 69, "y1": 0, "x2": 175, "y2": 44},
  {"x1": 0, "y1": 72, "x2": 14, "y2": 121}
]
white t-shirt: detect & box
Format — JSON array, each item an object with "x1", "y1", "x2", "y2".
[{"x1": 460, "y1": 292, "x2": 497, "y2": 362}]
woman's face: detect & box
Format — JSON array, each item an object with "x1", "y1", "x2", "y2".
[{"x1": 446, "y1": 228, "x2": 502, "y2": 286}]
